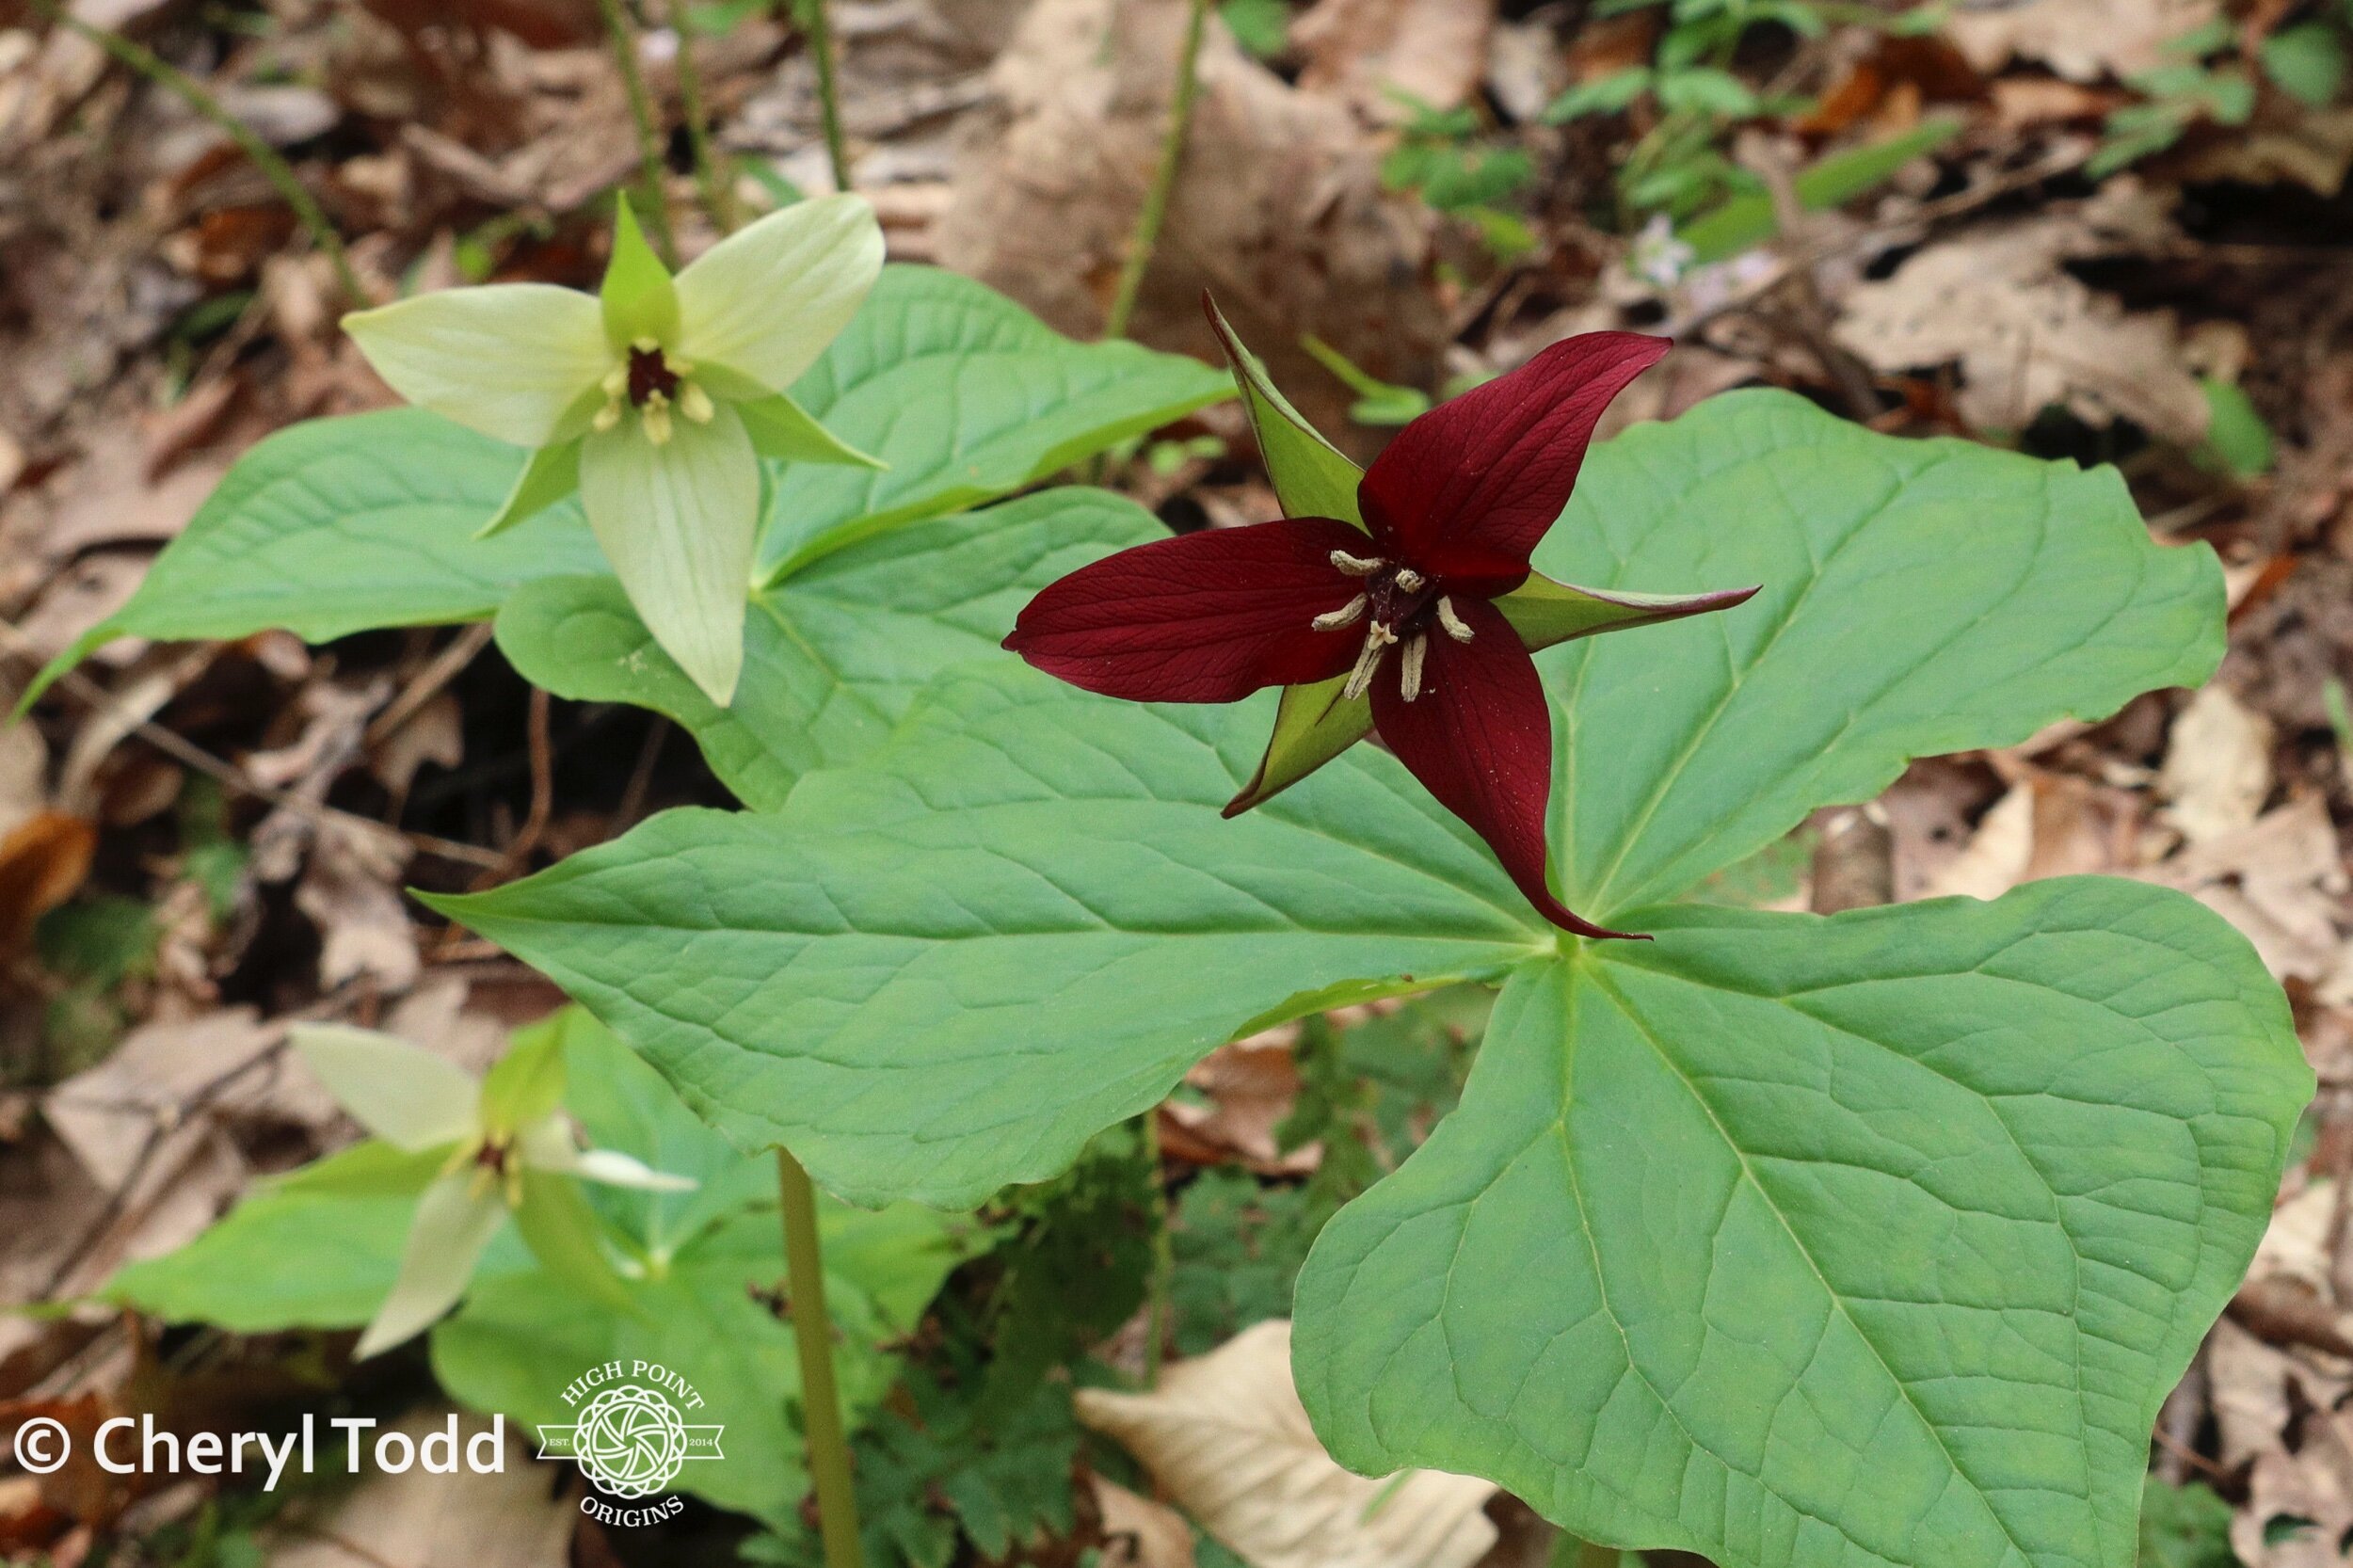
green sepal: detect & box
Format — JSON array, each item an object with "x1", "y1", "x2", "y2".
[
  {"x1": 478, "y1": 439, "x2": 583, "y2": 538},
  {"x1": 1208, "y1": 299, "x2": 1372, "y2": 813},
  {"x1": 511, "y1": 1171, "x2": 646, "y2": 1320},
  {"x1": 1497, "y1": 573, "x2": 1760, "y2": 652},
  {"x1": 1223, "y1": 675, "x2": 1372, "y2": 816},
  {"x1": 600, "y1": 194, "x2": 680, "y2": 350},
  {"x1": 737, "y1": 392, "x2": 887, "y2": 471},
  {"x1": 1204, "y1": 294, "x2": 1365, "y2": 526},
  {"x1": 480, "y1": 1015, "x2": 568, "y2": 1135}
]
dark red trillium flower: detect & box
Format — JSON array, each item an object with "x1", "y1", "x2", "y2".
[{"x1": 1003, "y1": 329, "x2": 1757, "y2": 939}]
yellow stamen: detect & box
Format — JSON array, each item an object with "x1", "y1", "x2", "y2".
[
  {"x1": 1436, "y1": 597, "x2": 1474, "y2": 642},
  {"x1": 679, "y1": 382, "x2": 715, "y2": 424},
  {"x1": 1341, "y1": 622, "x2": 1399, "y2": 701},
  {"x1": 642, "y1": 392, "x2": 673, "y2": 446},
  {"x1": 1313, "y1": 595, "x2": 1367, "y2": 632},
  {"x1": 1394, "y1": 568, "x2": 1425, "y2": 593},
  {"x1": 592, "y1": 401, "x2": 621, "y2": 433},
  {"x1": 1331, "y1": 550, "x2": 1385, "y2": 577},
  {"x1": 1401, "y1": 634, "x2": 1428, "y2": 702}
]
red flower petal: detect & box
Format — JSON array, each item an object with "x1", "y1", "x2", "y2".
[
  {"x1": 1359, "y1": 332, "x2": 1670, "y2": 589},
  {"x1": 1369, "y1": 597, "x2": 1643, "y2": 939},
  {"x1": 1003, "y1": 517, "x2": 1371, "y2": 703}
]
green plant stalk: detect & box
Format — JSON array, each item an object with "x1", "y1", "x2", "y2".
[
  {"x1": 796, "y1": 0, "x2": 856, "y2": 195},
  {"x1": 1103, "y1": 0, "x2": 1211, "y2": 341},
  {"x1": 36, "y1": 1, "x2": 361, "y2": 304},
  {"x1": 778, "y1": 1145, "x2": 863, "y2": 1568},
  {"x1": 596, "y1": 0, "x2": 680, "y2": 264},
  {"x1": 1142, "y1": 1110, "x2": 1175, "y2": 1388},
  {"x1": 667, "y1": 0, "x2": 737, "y2": 232}
]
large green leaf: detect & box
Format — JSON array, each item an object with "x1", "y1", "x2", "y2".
[
  {"x1": 756, "y1": 266, "x2": 1229, "y2": 580},
  {"x1": 429, "y1": 665, "x2": 1549, "y2": 1210},
  {"x1": 56, "y1": 409, "x2": 604, "y2": 654},
  {"x1": 101, "y1": 1140, "x2": 473, "y2": 1329},
  {"x1": 1542, "y1": 390, "x2": 2221, "y2": 921},
  {"x1": 1294, "y1": 880, "x2": 2307, "y2": 1568},
  {"x1": 494, "y1": 488, "x2": 1163, "y2": 810},
  {"x1": 34, "y1": 265, "x2": 1225, "y2": 701}
]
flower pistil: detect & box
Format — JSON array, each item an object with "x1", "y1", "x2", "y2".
[
  {"x1": 1319, "y1": 550, "x2": 1478, "y2": 704},
  {"x1": 594, "y1": 338, "x2": 716, "y2": 446}
]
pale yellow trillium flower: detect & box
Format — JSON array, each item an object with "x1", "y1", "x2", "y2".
[
  {"x1": 293, "y1": 1022, "x2": 696, "y2": 1358},
  {"x1": 342, "y1": 196, "x2": 886, "y2": 707}
]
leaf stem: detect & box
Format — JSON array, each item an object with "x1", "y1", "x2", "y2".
[
  {"x1": 666, "y1": 0, "x2": 738, "y2": 232},
  {"x1": 1142, "y1": 1110, "x2": 1175, "y2": 1387},
  {"x1": 777, "y1": 1145, "x2": 863, "y2": 1568},
  {"x1": 795, "y1": 0, "x2": 856, "y2": 195},
  {"x1": 596, "y1": 0, "x2": 680, "y2": 265},
  {"x1": 1103, "y1": 0, "x2": 1211, "y2": 341},
  {"x1": 34, "y1": 1, "x2": 361, "y2": 305}
]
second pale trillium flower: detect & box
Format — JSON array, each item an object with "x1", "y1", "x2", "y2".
[
  {"x1": 293, "y1": 1022, "x2": 695, "y2": 1358},
  {"x1": 343, "y1": 196, "x2": 887, "y2": 707}
]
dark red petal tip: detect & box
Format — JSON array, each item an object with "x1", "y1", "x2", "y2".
[
  {"x1": 1366, "y1": 596, "x2": 1638, "y2": 938},
  {"x1": 1360, "y1": 331, "x2": 1672, "y2": 584},
  {"x1": 1004, "y1": 516, "x2": 1372, "y2": 704}
]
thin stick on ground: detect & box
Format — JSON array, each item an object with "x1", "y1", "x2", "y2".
[
  {"x1": 33, "y1": 1, "x2": 361, "y2": 304},
  {"x1": 667, "y1": 0, "x2": 738, "y2": 232},
  {"x1": 778, "y1": 1146, "x2": 865, "y2": 1568},
  {"x1": 1103, "y1": 0, "x2": 1211, "y2": 341},
  {"x1": 596, "y1": 0, "x2": 680, "y2": 264},
  {"x1": 795, "y1": 0, "x2": 856, "y2": 195}
]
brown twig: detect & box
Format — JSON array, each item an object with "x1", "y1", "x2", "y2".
[
  {"x1": 0, "y1": 623, "x2": 504, "y2": 871},
  {"x1": 364, "y1": 623, "x2": 496, "y2": 750},
  {"x1": 472, "y1": 685, "x2": 554, "y2": 890},
  {"x1": 39, "y1": 993, "x2": 356, "y2": 1295},
  {"x1": 30, "y1": 0, "x2": 362, "y2": 304}
]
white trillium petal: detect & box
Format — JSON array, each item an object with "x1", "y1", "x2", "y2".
[
  {"x1": 514, "y1": 1115, "x2": 581, "y2": 1174},
  {"x1": 356, "y1": 1172, "x2": 506, "y2": 1358},
  {"x1": 570, "y1": 1147, "x2": 700, "y2": 1192},
  {"x1": 580, "y1": 403, "x2": 760, "y2": 708},
  {"x1": 344, "y1": 285, "x2": 609, "y2": 449},
  {"x1": 293, "y1": 1024, "x2": 480, "y2": 1153},
  {"x1": 674, "y1": 195, "x2": 884, "y2": 392}
]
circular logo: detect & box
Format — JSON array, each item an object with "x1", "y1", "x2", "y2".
[{"x1": 570, "y1": 1385, "x2": 689, "y2": 1497}]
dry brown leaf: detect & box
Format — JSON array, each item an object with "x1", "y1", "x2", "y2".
[
  {"x1": 1832, "y1": 196, "x2": 2209, "y2": 443},
  {"x1": 2214, "y1": 1316, "x2": 2353, "y2": 1568},
  {"x1": 2249, "y1": 1177, "x2": 2337, "y2": 1299},
  {"x1": 265, "y1": 1410, "x2": 572, "y2": 1568},
  {"x1": 1924, "y1": 774, "x2": 2137, "y2": 903},
  {"x1": 1075, "y1": 1320, "x2": 1499, "y2": 1568},
  {"x1": 368, "y1": 691, "x2": 464, "y2": 798},
  {"x1": 2160, "y1": 684, "x2": 2275, "y2": 845},
  {"x1": 41, "y1": 1008, "x2": 287, "y2": 1193},
  {"x1": 933, "y1": 0, "x2": 1447, "y2": 447},
  {"x1": 0, "y1": 811, "x2": 97, "y2": 956},
  {"x1": 295, "y1": 817, "x2": 420, "y2": 993},
  {"x1": 1093, "y1": 1476, "x2": 1197, "y2": 1568},
  {"x1": 1293, "y1": 0, "x2": 1497, "y2": 118},
  {"x1": 2142, "y1": 796, "x2": 2349, "y2": 983},
  {"x1": 1157, "y1": 1029, "x2": 1317, "y2": 1176},
  {"x1": 2178, "y1": 105, "x2": 2353, "y2": 196},
  {"x1": 14, "y1": 552, "x2": 150, "y2": 664},
  {"x1": 1945, "y1": 0, "x2": 2219, "y2": 82}
]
